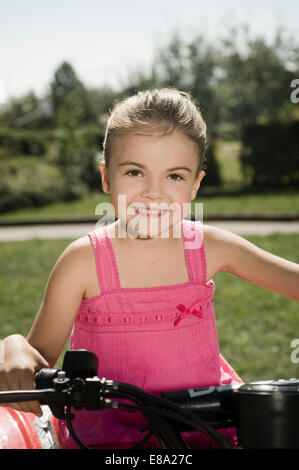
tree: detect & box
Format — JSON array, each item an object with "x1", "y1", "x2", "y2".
[
  {"x1": 50, "y1": 62, "x2": 96, "y2": 124},
  {"x1": 1, "y1": 91, "x2": 40, "y2": 128},
  {"x1": 216, "y1": 26, "x2": 299, "y2": 130}
]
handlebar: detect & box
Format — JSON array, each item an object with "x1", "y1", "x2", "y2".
[{"x1": 0, "y1": 350, "x2": 299, "y2": 449}]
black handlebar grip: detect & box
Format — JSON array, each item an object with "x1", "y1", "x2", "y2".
[
  {"x1": 34, "y1": 350, "x2": 99, "y2": 388},
  {"x1": 62, "y1": 350, "x2": 98, "y2": 379},
  {"x1": 34, "y1": 368, "x2": 60, "y2": 389}
]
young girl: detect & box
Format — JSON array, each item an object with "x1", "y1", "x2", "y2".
[{"x1": 1, "y1": 88, "x2": 298, "y2": 449}]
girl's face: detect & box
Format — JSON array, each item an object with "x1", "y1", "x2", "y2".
[{"x1": 100, "y1": 130, "x2": 205, "y2": 239}]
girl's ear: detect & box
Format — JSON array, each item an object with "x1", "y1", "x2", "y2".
[
  {"x1": 100, "y1": 162, "x2": 110, "y2": 194},
  {"x1": 191, "y1": 170, "x2": 205, "y2": 200}
]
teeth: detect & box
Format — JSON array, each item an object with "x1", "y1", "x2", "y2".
[{"x1": 134, "y1": 208, "x2": 167, "y2": 215}]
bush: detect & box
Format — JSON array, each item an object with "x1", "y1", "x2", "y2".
[
  {"x1": 240, "y1": 121, "x2": 299, "y2": 188},
  {"x1": 0, "y1": 157, "x2": 87, "y2": 213},
  {"x1": 203, "y1": 138, "x2": 222, "y2": 187},
  {"x1": 53, "y1": 125, "x2": 105, "y2": 192},
  {"x1": 75, "y1": 125, "x2": 105, "y2": 191},
  {"x1": 0, "y1": 127, "x2": 47, "y2": 156}
]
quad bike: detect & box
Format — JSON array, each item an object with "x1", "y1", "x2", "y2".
[{"x1": 0, "y1": 349, "x2": 298, "y2": 449}]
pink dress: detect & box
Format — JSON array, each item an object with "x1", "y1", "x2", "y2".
[{"x1": 59, "y1": 219, "x2": 242, "y2": 449}]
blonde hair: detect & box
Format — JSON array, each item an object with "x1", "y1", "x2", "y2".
[{"x1": 102, "y1": 87, "x2": 207, "y2": 177}]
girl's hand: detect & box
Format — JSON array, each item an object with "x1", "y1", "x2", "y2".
[{"x1": 0, "y1": 334, "x2": 49, "y2": 417}]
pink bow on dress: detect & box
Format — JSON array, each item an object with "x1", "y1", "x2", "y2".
[{"x1": 174, "y1": 300, "x2": 204, "y2": 327}]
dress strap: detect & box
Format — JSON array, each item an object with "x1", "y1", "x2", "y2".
[
  {"x1": 182, "y1": 219, "x2": 208, "y2": 284},
  {"x1": 87, "y1": 226, "x2": 119, "y2": 294}
]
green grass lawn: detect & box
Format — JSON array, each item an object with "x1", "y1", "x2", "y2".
[
  {"x1": 198, "y1": 190, "x2": 299, "y2": 218},
  {"x1": 0, "y1": 233, "x2": 298, "y2": 380}
]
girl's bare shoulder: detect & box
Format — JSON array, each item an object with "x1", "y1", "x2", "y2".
[
  {"x1": 46, "y1": 235, "x2": 98, "y2": 298},
  {"x1": 52, "y1": 235, "x2": 96, "y2": 282},
  {"x1": 57, "y1": 235, "x2": 92, "y2": 262},
  {"x1": 201, "y1": 223, "x2": 245, "y2": 276},
  {"x1": 66, "y1": 235, "x2": 96, "y2": 267},
  {"x1": 65, "y1": 235, "x2": 93, "y2": 254},
  {"x1": 202, "y1": 223, "x2": 240, "y2": 245}
]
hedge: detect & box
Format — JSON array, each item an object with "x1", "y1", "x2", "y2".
[
  {"x1": 0, "y1": 127, "x2": 48, "y2": 156},
  {"x1": 0, "y1": 156, "x2": 88, "y2": 213},
  {"x1": 240, "y1": 121, "x2": 299, "y2": 188}
]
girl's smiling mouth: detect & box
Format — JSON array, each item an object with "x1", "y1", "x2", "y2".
[{"x1": 133, "y1": 206, "x2": 170, "y2": 217}]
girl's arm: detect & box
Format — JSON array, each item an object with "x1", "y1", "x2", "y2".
[
  {"x1": 203, "y1": 225, "x2": 299, "y2": 301},
  {"x1": 0, "y1": 237, "x2": 91, "y2": 415},
  {"x1": 27, "y1": 236, "x2": 91, "y2": 367}
]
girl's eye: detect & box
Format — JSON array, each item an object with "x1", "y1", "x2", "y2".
[
  {"x1": 125, "y1": 170, "x2": 184, "y2": 181},
  {"x1": 125, "y1": 169, "x2": 142, "y2": 177},
  {"x1": 168, "y1": 173, "x2": 184, "y2": 181}
]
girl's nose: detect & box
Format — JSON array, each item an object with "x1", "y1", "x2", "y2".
[{"x1": 141, "y1": 177, "x2": 164, "y2": 200}]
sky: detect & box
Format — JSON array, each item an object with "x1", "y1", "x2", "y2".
[{"x1": 1, "y1": 0, "x2": 299, "y2": 103}]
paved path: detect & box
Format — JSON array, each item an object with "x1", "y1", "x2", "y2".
[{"x1": 1, "y1": 220, "x2": 299, "y2": 241}]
